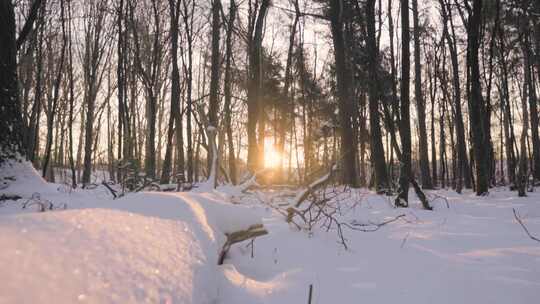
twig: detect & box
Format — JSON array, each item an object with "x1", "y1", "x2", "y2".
[
  {"x1": 307, "y1": 284, "x2": 313, "y2": 304},
  {"x1": 400, "y1": 232, "x2": 410, "y2": 249},
  {"x1": 101, "y1": 181, "x2": 118, "y2": 199},
  {"x1": 513, "y1": 208, "x2": 540, "y2": 242},
  {"x1": 346, "y1": 214, "x2": 406, "y2": 232}
]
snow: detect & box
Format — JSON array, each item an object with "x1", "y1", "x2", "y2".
[
  {"x1": 226, "y1": 188, "x2": 540, "y2": 303},
  {"x1": 0, "y1": 208, "x2": 213, "y2": 304},
  {"x1": 1, "y1": 161, "x2": 540, "y2": 303},
  {"x1": 0, "y1": 160, "x2": 58, "y2": 197},
  {"x1": 0, "y1": 162, "x2": 262, "y2": 303}
]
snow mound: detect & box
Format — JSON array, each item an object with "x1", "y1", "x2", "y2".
[
  {"x1": 0, "y1": 208, "x2": 215, "y2": 304},
  {"x1": 0, "y1": 160, "x2": 57, "y2": 197},
  {"x1": 184, "y1": 192, "x2": 264, "y2": 234},
  {"x1": 0, "y1": 164, "x2": 268, "y2": 303}
]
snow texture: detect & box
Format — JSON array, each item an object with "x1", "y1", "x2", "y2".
[{"x1": 1, "y1": 161, "x2": 540, "y2": 303}]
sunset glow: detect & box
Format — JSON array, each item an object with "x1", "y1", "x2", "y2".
[{"x1": 264, "y1": 145, "x2": 282, "y2": 168}]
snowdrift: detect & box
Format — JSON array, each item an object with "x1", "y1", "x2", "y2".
[
  {"x1": 2, "y1": 161, "x2": 540, "y2": 303},
  {"x1": 0, "y1": 161, "x2": 267, "y2": 303}
]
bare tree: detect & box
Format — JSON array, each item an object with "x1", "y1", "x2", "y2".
[
  {"x1": 81, "y1": 0, "x2": 110, "y2": 186},
  {"x1": 246, "y1": 0, "x2": 270, "y2": 172},
  {"x1": 396, "y1": 0, "x2": 412, "y2": 206},
  {"x1": 366, "y1": 0, "x2": 389, "y2": 191},
  {"x1": 329, "y1": 0, "x2": 358, "y2": 187},
  {"x1": 412, "y1": 0, "x2": 432, "y2": 189}
]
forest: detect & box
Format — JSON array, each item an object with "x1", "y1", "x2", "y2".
[
  {"x1": 1, "y1": 0, "x2": 540, "y2": 199},
  {"x1": 1, "y1": 0, "x2": 540, "y2": 303}
]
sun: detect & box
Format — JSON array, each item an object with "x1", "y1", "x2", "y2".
[{"x1": 264, "y1": 145, "x2": 282, "y2": 168}]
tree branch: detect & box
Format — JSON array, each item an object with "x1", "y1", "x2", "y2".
[
  {"x1": 513, "y1": 208, "x2": 540, "y2": 242},
  {"x1": 16, "y1": 0, "x2": 43, "y2": 50}
]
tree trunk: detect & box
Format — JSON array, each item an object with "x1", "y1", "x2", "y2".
[
  {"x1": 439, "y1": 0, "x2": 471, "y2": 190},
  {"x1": 161, "y1": 0, "x2": 183, "y2": 184},
  {"x1": 523, "y1": 33, "x2": 540, "y2": 181},
  {"x1": 412, "y1": 0, "x2": 432, "y2": 189},
  {"x1": 223, "y1": 0, "x2": 237, "y2": 184},
  {"x1": 466, "y1": 0, "x2": 489, "y2": 195},
  {"x1": 207, "y1": 0, "x2": 222, "y2": 188},
  {"x1": 246, "y1": 0, "x2": 270, "y2": 172},
  {"x1": 366, "y1": 0, "x2": 389, "y2": 190},
  {"x1": 42, "y1": 0, "x2": 67, "y2": 179},
  {"x1": 497, "y1": 13, "x2": 517, "y2": 185},
  {"x1": 0, "y1": 0, "x2": 26, "y2": 163},
  {"x1": 396, "y1": 0, "x2": 411, "y2": 205},
  {"x1": 517, "y1": 51, "x2": 530, "y2": 197},
  {"x1": 181, "y1": 0, "x2": 195, "y2": 183},
  {"x1": 330, "y1": 0, "x2": 358, "y2": 187},
  {"x1": 427, "y1": 44, "x2": 438, "y2": 187}
]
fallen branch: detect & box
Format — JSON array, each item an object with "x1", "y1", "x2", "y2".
[
  {"x1": 429, "y1": 193, "x2": 450, "y2": 208},
  {"x1": 101, "y1": 181, "x2": 118, "y2": 199},
  {"x1": 513, "y1": 208, "x2": 540, "y2": 242},
  {"x1": 0, "y1": 194, "x2": 22, "y2": 201},
  {"x1": 294, "y1": 164, "x2": 338, "y2": 208},
  {"x1": 239, "y1": 169, "x2": 271, "y2": 193},
  {"x1": 134, "y1": 179, "x2": 160, "y2": 192},
  {"x1": 346, "y1": 214, "x2": 406, "y2": 232},
  {"x1": 21, "y1": 193, "x2": 67, "y2": 212},
  {"x1": 218, "y1": 224, "x2": 268, "y2": 265},
  {"x1": 410, "y1": 178, "x2": 432, "y2": 210},
  {"x1": 286, "y1": 183, "x2": 405, "y2": 249},
  {"x1": 400, "y1": 232, "x2": 410, "y2": 249}
]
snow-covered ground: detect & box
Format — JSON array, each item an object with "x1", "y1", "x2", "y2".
[{"x1": 1, "y1": 161, "x2": 540, "y2": 303}]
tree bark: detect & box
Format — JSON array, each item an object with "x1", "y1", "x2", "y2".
[
  {"x1": 42, "y1": 0, "x2": 67, "y2": 179},
  {"x1": 223, "y1": 0, "x2": 237, "y2": 184},
  {"x1": 181, "y1": 0, "x2": 195, "y2": 183},
  {"x1": 0, "y1": 0, "x2": 26, "y2": 163},
  {"x1": 366, "y1": 0, "x2": 389, "y2": 190},
  {"x1": 330, "y1": 0, "x2": 358, "y2": 187},
  {"x1": 207, "y1": 0, "x2": 222, "y2": 188},
  {"x1": 246, "y1": 0, "x2": 270, "y2": 172},
  {"x1": 466, "y1": 0, "x2": 489, "y2": 195},
  {"x1": 396, "y1": 0, "x2": 411, "y2": 205},
  {"x1": 523, "y1": 29, "x2": 540, "y2": 181},
  {"x1": 412, "y1": 0, "x2": 432, "y2": 189},
  {"x1": 439, "y1": 0, "x2": 471, "y2": 191},
  {"x1": 82, "y1": 1, "x2": 107, "y2": 186}
]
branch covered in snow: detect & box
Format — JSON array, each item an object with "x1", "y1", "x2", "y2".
[
  {"x1": 218, "y1": 224, "x2": 268, "y2": 265},
  {"x1": 294, "y1": 164, "x2": 338, "y2": 208},
  {"x1": 238, "y1": 169, "x2": 271, "y2": 193},
  {"x1": 21, "y1": 193, "x2": 66, "y2": 212}
]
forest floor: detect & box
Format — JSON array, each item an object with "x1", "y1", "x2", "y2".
[{"x1": 1, "y1": 161, "x2": 540, "y2": 303}]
